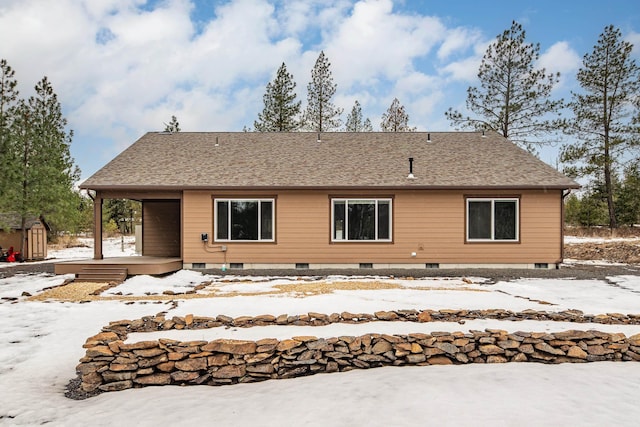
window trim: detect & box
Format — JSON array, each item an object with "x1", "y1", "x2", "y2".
[
  {"x1": 465, "y1": 197, "x2": 520, "y2": 242},
  {"x1": 214, "y1": 198, "x2": 275, "y2": 242},
  {"x1": 331, "y1": 198, "x2": 393, "y2": 242}
]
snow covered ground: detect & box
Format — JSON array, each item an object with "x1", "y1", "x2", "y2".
[{"x1": 1, "y1": 238, "x2": 640, "y2": 426}]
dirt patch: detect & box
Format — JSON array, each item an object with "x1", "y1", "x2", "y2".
[{"x1": 565, "y1": 241, "x2": 640, "y2": 264}]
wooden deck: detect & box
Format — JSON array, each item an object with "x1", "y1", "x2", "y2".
[{"x1": 54, "y1": 257, "x2": 183, "y2": 276}]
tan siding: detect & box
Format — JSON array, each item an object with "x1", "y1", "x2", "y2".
[
  {"x1": 182, "y1": 189, "x2": 563, "y2": 265},
  {"x1": 143, "y1": 200, "x2": 181, "y2": 257}
]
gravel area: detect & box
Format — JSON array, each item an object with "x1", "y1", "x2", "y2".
[
  {"x1": 1, "y1": 261, "x2": 639, "y2": 282},
  {"x1": 200, "y1": 263, "x2": 640, "y2": 283}
]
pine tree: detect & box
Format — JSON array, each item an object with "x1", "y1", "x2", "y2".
[
  {"x1": 445, "y1": 21, "x2": 563, "y2": 152},
  {"x1": 254, "y1": 63, "x2": 301, "y2": 132},
  {"x1": 6, "y1": 77, "x2": 80, "y2": 254},
  {"x1": 163, "y1": 115, "x2": 180, "y2": 132},
  {"x1": 380, "y1": 98, "x2": 416, "y2": 132},
  {"x1": 302, "y1": 51, "x2": 343, "y2": 132},
  {"x1": 560, "y1": 25, "x2": 640, "y2": 229},
  {"x1": 0, "y1": 59, "x2": 19, "y2": 214},
  {"x1": 344, "y1": 100, "x2": 373, "y2": 131},
  {"x1": 616, "y1": 163, "x2": 640, "y2": 226}
]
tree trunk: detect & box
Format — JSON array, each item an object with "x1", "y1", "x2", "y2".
[{"x1": 604, "y1": 142, "x2": 617, "y2": 229}]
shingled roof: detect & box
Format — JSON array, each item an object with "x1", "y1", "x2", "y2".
[{"x1": 80, "y1": 131, "x2": 579, "y2": 190}]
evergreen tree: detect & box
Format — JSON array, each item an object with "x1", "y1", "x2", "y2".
[
  {"x1": 104, "y1": 199, "x2": 141, "y2": 234},
  {"x1": 163, "y1": 115, "x2": 180, "y2": 132},
  {"x1": 0, "y1": 59, "x2": 19, "y2": 215},
  {"x1": 6, "y1": 77, "x2": 80, "y2": 254},
  {"x1": 302, "y1": 51, "x2": 343, "y2": 132},
  {"x1": 615, "y1": 163, "x2": 640, "y2": 226},
  {"x1": 380, "y1": 98, "x2": 416, "y2": 132},
  {"x1": 344, "y1": 100, "x2": 373, "y2": 131},
  {"x1": 445, "y1": 21, "x2": 563, "y2": 152},
  {"x1": 254, "y1": 63, "x2": 301, "y2": 132},
  {"x1": 560, "y1": 25, "x2": 640, "y2": 229}
]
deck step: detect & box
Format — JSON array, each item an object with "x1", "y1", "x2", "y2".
[{"x1": 75, "y1": 267, "x2": 128, "y2": 283}]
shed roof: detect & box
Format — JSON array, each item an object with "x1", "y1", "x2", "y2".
[
  {"x1": 0, "y1": 213, "x2": 48, "y2": 230},
  {"x1": 80, "y1": 131, "x2": 579, "y2": 191}
]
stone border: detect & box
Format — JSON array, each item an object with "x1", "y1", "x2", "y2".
[{"x1": 75, "y1": 309, "x2": 640, "y2": 396}]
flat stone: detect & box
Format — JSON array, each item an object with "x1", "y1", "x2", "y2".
[
  {"x1": 497, "y1": 340, "x2": 521, "y2": 349},
  {"x1": 208, "y1": 354, "x2": 230, "y2": 366},
  {"x1": 428, "y1": 356, "x2": 453, "y2": 365},
  {"x1": 244, "y1": 352, "x2": 273, "y2": 364},
  {"x1": 109, "y1": 363, "x2": 138, "y2": 372},
  {"x1": 434, "y1": 342, "x2": 458, "y2": 355},
  {"x1": 486, "y1": 355, "x2": 508, "y2": 363},
  {"x1": 102, "y1": 371, "x2": 136, "y2": 382},
  {"x1": 202, "y1": 339, "x2": 257, "y2": 355},
  {"x1": 85, "y1": 332, "x2": 119, "y2": 345},
  {"x1": 418, "y1": 311, "x2": 432, "y2": 322},
  {"x1": 137, "y1": 354, "x2": 168, "y2": 368},
  {"x1": 567, "y1": 346, "x2": 588, "y2": 359},
  {"x1": 375, "y1": 311, "x2": 399, "y2": 320},
  {"x1": 357, "y1": 354, "x2": 388, "y2": 363},
  {"x1": 171, "y1": 371, "x2": 199, "y2": 382},
  {"x1": 156, "y1": 361, "x2": 176, "y2": 372},
  {"x1": 211, "y1": 365, "x2": 246, "y2": 379},
  {"x1": 133, "y1": 348, "x2": 166, "y2": 358},
  {"x1": 534, "y1": 342, "x2": 565, "y2": 356},
  {"x1": 119, "y1": 341, "x2": 159, "y2": 351},
  {"x1": 76, "y1": 362, "x2": 108, "y2": 375},
  {"x1": 86, "y1": 345, "x2": 114, "y2": 358},
  {"x1": 246, "y1": 364, "x2": 275, "y2": 374},
  {"x1": 628, "y1": 333, "x2": 640, "y2": 346},
  {"x1": 134, "y1": 373, "x2": 171, "y2": 385},
  {"x1": 479, "y1": 344, "x2": 504, "y2": 355},
  {"x1": 175, "y1": 357, "x2": 207, "y2": 371},
  {"x1": 98, "y1": 380, "x2": 133, "y2": 392},
  {"x1": 512, "y1": 353, "x2": 528, "y2": 362},
  {"x1": 406, "y1": 354, "x2": 427, "y2": 363},
  {"x1": 372, "y1": 340, "x2": 392, "y2": 354},
  {"x1": 168, "y1": 352, "x2": 186, "y2": 361},
  {"x1": 276, "y1": 339, "x2": 303, "y2": 352}
]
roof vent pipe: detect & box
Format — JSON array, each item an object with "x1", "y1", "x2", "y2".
[
  {"x1": 427, "y1": 133, "x2": 431, "y2": 142},
  {"x1": 215, "y1": 136, "x2": 219, "y2": 147},
  {"x1": 407, "y1": 157, "x2": 415, "y2": 179},
  {"x1": 317, "y1": 133, "x2": 321, "y2": 143},
  {"x1": 481, "y1": 130, "x2": 486, "y2": 138}
]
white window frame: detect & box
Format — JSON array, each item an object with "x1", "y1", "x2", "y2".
[
  {"x1": 466, "y1": 197, "x2": 519, "y2": 242},
  {"x1": 214, "y1": 198, "x2": 275, "y2": 242},
  {"x1": 331, "y1": 198, "x2": 392, "y2": 242}
]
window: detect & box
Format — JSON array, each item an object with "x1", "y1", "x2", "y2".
[
  {"x1": 215, "y1": 199, "x2": 274, "y2": 241},
  {"x1": 332, "y1": 198, "x2": 392, "y2": 242},
  {"x1": 466, "y1": 198, "x2": 518, "y2": 242}
]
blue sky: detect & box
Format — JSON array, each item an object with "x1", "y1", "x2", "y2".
[{"x1": 1, "y1": 0, "x2": 639, "y2": 180}]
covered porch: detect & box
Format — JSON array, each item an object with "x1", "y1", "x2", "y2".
[{"x1": 55, "y1": 189, "x2": 183, "y2": 280}]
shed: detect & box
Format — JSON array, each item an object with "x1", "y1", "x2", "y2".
[{"x1": 0, "y1": 213, "x2": 49, "y2": 260}]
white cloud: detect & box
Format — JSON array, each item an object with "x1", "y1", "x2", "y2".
[
  {"x1": 437, "y1": 27, "x2": 483, "y2": 60},
  {"x1": 626, "y1": 31, "x2": 640, "y2": 57},
  {"x1": 538, "y1": 41, "x2": 581, "y2": 76},
  {"x1": 326, "y1": 0, "x2": 446, "y2": 89}
]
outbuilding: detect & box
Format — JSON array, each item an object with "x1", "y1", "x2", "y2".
[{"x1": 0, "y1": 213, "x2": 49, "y2": 261}]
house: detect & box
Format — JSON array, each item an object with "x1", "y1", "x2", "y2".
[
  {"x1": 57, "y1": 131, "x2": 579, "y2": 275},
  {"x1": 0, "y1": 213, "x2": 49, "y2": 260}
]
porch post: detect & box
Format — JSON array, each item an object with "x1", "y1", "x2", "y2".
[{"x1": 94, "y1": 191, "x2": 103, "y2": 260}]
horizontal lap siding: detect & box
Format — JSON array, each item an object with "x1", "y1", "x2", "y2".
[
  {"x1": 182, "y1": 189, "x2": 563, "y2": 265},
  {"x1": 143, "y1": 201, "x2": 181, "y2": 257}
]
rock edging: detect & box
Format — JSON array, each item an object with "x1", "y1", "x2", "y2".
[{"x1": 74, "y1": 309, "x2": 640, "y2": 397}]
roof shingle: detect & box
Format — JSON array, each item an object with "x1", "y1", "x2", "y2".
[{"x1": 80, "y1": 131, "x2": 579, "y2": 190}]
